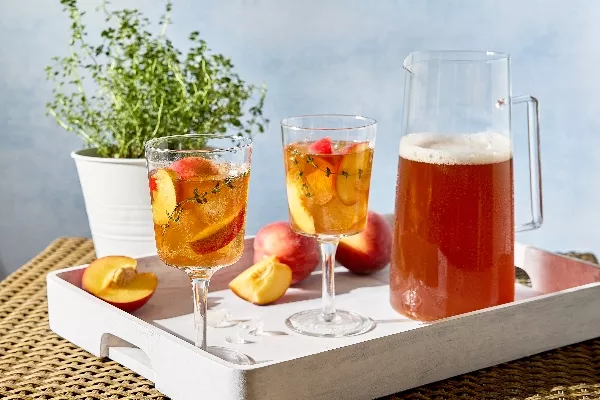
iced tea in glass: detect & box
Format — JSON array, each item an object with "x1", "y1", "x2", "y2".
[
  {"x1": 283, "y1": 140, "x2": 373, "y2": 236},
  {"x1": 145, "y1": 133, "x2": 252, "y2": 364},
  {"x1": 281, "y1": 115, "x2": 377, "y2": 338}
]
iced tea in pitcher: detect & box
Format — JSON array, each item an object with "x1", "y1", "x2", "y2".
[
  {"x1": 390, "y1": 133, "x2": 515, "y2": 321},
  {"x1": 390, "y1": 51, "x2": 542, "y2": 321}
]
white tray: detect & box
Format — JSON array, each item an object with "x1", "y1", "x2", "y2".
[{"x1": 47, "y1": 233, "x2": 600, "y2": 400}]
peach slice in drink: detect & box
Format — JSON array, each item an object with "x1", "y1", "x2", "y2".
[
  {"x1": 286, "y1": 177, "x2": 316, "y2": 234},
  {"x1": 151, "y1": 168, "x2": 220, "y2": 244},
  {"x1": 313, "y1": 193, "x2": 367, "y2": 234},
  {"x1": 335, "y1": 142, "x2": 371, "y2": 206},
  {"x1": 189, "y1": 208, "x2": 246, "y2": 255},
  {"x1": 150, "y1": 169, "x2": 180, "y2": 225},
  {"x1": 169, "y1": 157, "x2": 220, "y2": 179},
  {"x1": 149, "y1": 174, "x2": 158, "y2": 201},
  {"x1": 303, "y1": 157, "x2": 335, "y2": 205},
  {"x1": 307, "y1": 136, "x2": 333, "y2": 155}
]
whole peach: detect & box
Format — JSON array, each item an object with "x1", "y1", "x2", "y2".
[
  {"x1": 336, "y1": 211, "x2": 392, "y2": 274},
  {"x1": 253, "y1": 222, "x2": 320, "y2": 285}
]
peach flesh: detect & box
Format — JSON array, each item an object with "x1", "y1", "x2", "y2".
[
  {"x1": 229, "y1": 256, "x2": 293, "y2": 305},
  {"x1": 169, "y1": 157, "x2": 219, "y2": 179},
  {"x1": 150, "y1": 168, "x2": 180, "y2": 225},
  {"x1": 189, "y1": 208, "x2": 246, "y2": 255},
  {"x1": 82, "y1": 256, "x2": 158, "y2": 312}
]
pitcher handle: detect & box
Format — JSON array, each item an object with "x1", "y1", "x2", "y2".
[{"x1": 512, "y1": 95, "x2": 543, "y2": 232}]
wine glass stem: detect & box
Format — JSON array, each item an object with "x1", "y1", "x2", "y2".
[
  {"x1": 319, "y1": 238, "x2": 339, "y2": 322},
  {"x1": 191, "y1": 277, "x2": 210, "y2": 350}
]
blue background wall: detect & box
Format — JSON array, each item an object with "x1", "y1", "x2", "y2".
[{"x1": 0, "y1": 0, "x2": 597, "y2": 277}]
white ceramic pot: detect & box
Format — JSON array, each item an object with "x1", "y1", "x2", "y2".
[{"x1": 72, "y1": 149, "x2": 156, "y2": 258}]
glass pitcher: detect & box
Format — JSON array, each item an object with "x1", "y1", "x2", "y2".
[{"x1": 390, "y1": 51, "x2": 542, "y2": 321}]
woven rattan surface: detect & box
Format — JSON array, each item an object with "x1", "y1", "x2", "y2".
[{"x1": 0, "y1": 238, "x2": 598, "y2": 400}]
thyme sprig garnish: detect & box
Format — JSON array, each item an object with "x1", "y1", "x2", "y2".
[
  {"x1": 290, "y1": 149, "x2": 364, "y2": 198},
  {"x1": 161, "y1": 170, "x2": 248, "y2": 236}
]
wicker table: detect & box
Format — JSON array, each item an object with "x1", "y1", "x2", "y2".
[{"x1": 0, "y1": 238, "x2": 598, "y2": 400}]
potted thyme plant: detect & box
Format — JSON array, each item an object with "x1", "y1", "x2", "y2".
[{"x1": 45, "y1": 0, "x2": 267, "y2": 257}]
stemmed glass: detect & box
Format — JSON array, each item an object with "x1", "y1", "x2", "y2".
[
  {"x1": 145, "y1": 134, "x2": 252, "y2": 364},
  {"x1": 281, "y1": 115, "x2": 377, "y2": 337}
]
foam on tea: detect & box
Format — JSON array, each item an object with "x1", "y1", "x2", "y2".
[{"x1": 399, "y1": 132, "x2": 512, "y2": 165}]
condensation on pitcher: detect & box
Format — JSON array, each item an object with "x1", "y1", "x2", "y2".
[{"x1": 399, "y1": 132, "x2": 512, "y2": 165}]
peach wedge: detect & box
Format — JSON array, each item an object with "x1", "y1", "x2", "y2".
[
  {"x1": 82, "y1": 256, "x2": 158, "y2": 312},
  {"x1": 189, "y1": 208, "x2": 246, "y2": 255},
  {"x1": 169, "y1": 157, "x2": 219, "y2": 179},
  {"x1": 150, "y1": 168, "x2": 179, "y2": 225},
  {"x1": 304, "y1": 157, "x2": 335, "y2": 205},
  {"x1": 286, "y1": 177, "x2": 316, "y2": 234},
  {"x1": 307, "y1": 137, "x2": 333, "y2": 154},
  {"x1": 229, "y1": 256, "x2": 293, "y2": 305},
  {"x1": 335, "y1": 142, "x2": 371, "y2": 206}
]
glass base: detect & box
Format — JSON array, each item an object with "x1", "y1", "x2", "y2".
[
  {"x1": 285, "y1": 309, "x2": 375, "y2": 338},
  {"x1": 206, "y1": 346, "x2": 254, "y2": 365}
]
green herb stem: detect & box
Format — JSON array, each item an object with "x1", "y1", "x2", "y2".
[{"x1": 46, "y1": 0, "x2": 268, "y2": 159}]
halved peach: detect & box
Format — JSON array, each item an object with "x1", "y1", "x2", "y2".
[
  {"x1": 82, "y1": 256, "x2": 158, "y2": 312},
  {"x1": 307, "y1": 137, "x2": 333, "y2": 154},
  {"x1": 151, "y1": 168, "x2": 180, "y2": 225},
  {"x1": 229, "y1": 256, "x2": 292, "y2": 305},
  {"x1": 169, "y1": 157, "x2": 219, "y2": 179},
  {"x1": 189, "y1": 208, "x2": 246, "y2": 255},
  {"x1": 286, "y1": 177, "x2": 316, "y2": 234},
  {"x1": 335, "y1": 142, "x2": 372, "y2": 205}
]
